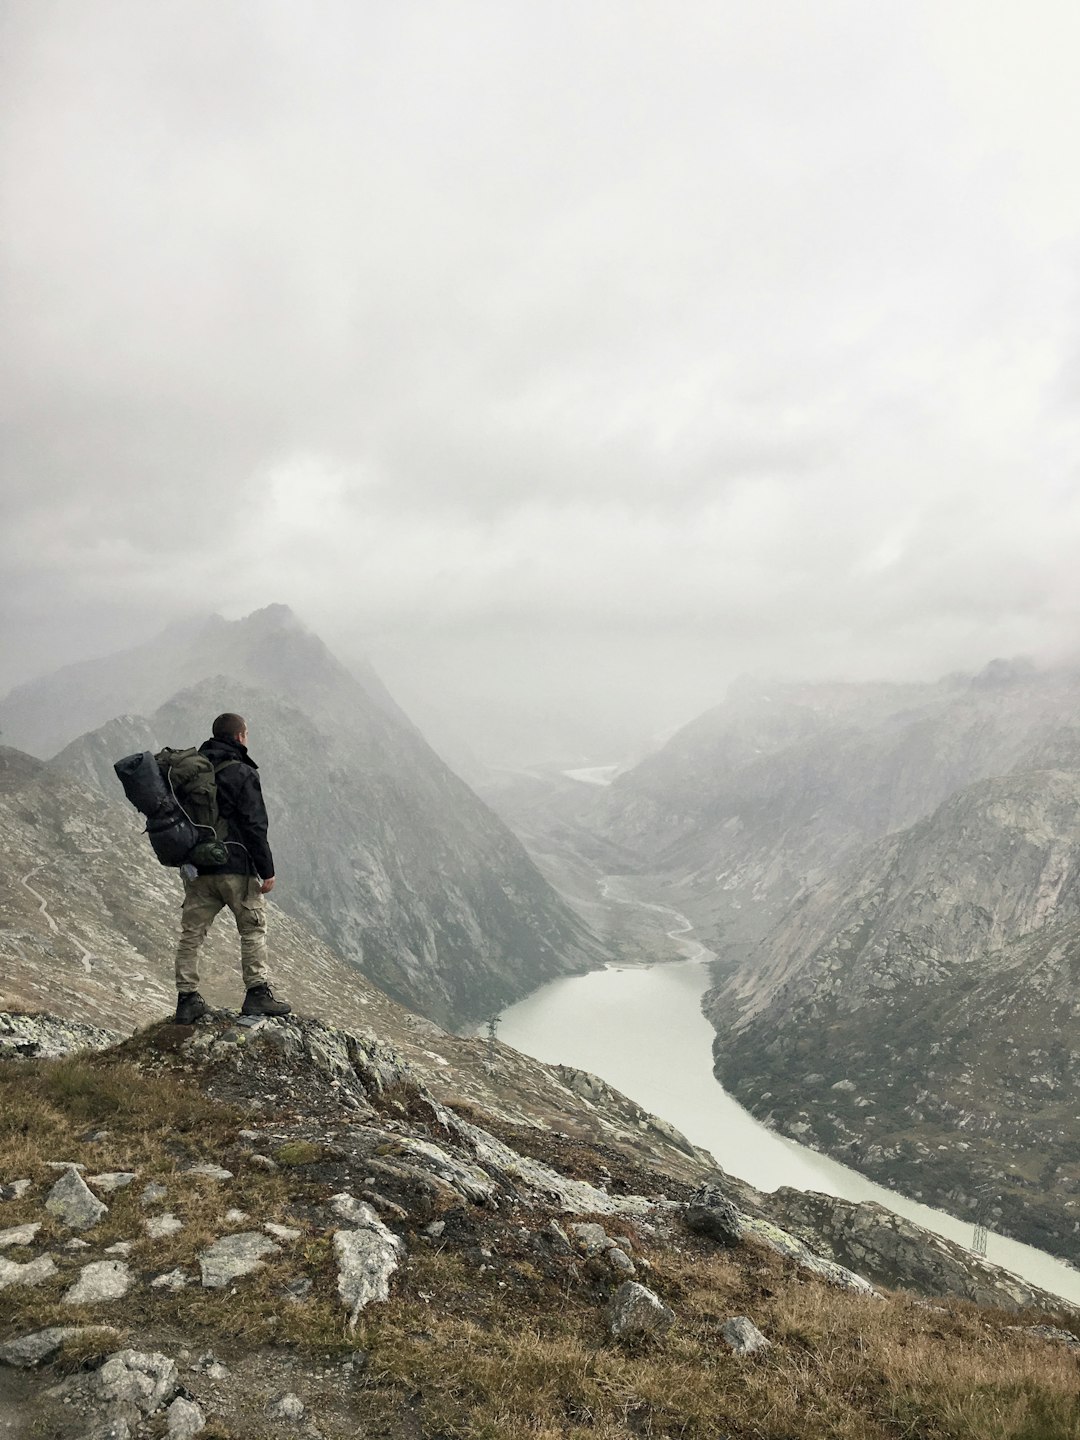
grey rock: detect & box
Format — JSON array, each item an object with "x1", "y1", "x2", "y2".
[
  {"x1": 88, "y1": 1172, "x2": 138, "y2": 1193},
  {"x1": 0, "y1": 1222, "x2": 41, "y2": 1247},
  {"x1": 192, "y1": 1351, "x2": 230, "y2": 1379},
  {"x1": 0, "y1": 1253, "x2": 57, "y2": 1290},
  {"x1": 199, "y1": 1231, "x2": 278, "y2": 1288},
  {"x1": 64, "y1": 1260, "x2": 133, "y2": 1305},
  {"x1": 86, "y1": 1349, "x2": 178, "y2": 1415},
  {"x1": 185, "y1": 1163, "x2": 233, "y2": 1181},
  {"x1": 0, "y1": 1325, "x2": 118, "y2": 1368},
  {"x1": 141, "y1": 1182, "x2": 168, "y2": 1206},
  {"x1": 166, "y1": 1396, "x2": 206, "y2": 1439},
  {"x1": 569, "y1": 1222, "x2": 612, "y2": 1256},
  {"x1": 224, "y1": 1208, "x2": 250, "y2": 1224},
  {"x1": 145, "y1": 1214, "x2": 184, "y2": 1239},
  {"x1": 720, "y1": 1316, "x2": 771, "y2": 1355},
  {"x1": 248, "y1": 1154, "x2": 278, "y2": 1171},
  {"x1": 684, "y1": 1185, "x2": 742, "y2": 1248},
  {"x1": 151, "y1": 1269, "x2": 191, "y2": 1290},
  {"x1": 1, "y1": 1179, "x2": 32, "y2": 1201},
  {"x1": 608, "y1": 1282, "x2": 675, "y2": 1340},
  {"x1": 104, "y1": 1242, "x2": 134, "y2": 1256},
  {"x1": 330, "y1": 1193, "x2": 381, "y2": 1226},
  {"x1": 544, "y1": 1220, "x2": 572, "y2": 1253},
  {"x1": 65, "y1": 1237, "x2": 92, "y2": 1250},
  {"x1": 269, "y1": 1392, "x2": 306, "y2": 1422},
  {"x1": 1007, "y1": 1324, "x2": 1080, "y2": 1350},
  {"x1": 334, "y1": 1214, "x2": 405, "y2": 1326},
  {"x1": 281, "y1": 1275, "x2": 314, "y2": 1304},
  {"x1": 607, "y1": 1247, "x2": 636, "y2": 1276},
  {"x1": 264, "y1": 1222, "x2": 302, "y2": 1241},
  {"x1": 424, "y1": 1220, "x2": 446, "y2": 1238},
  {"x1": 0, "y1": 1013, "x2": 117, "y2": 1060},
  {"x1": 45, "y1": 1167, "x2": 107, "y2": 1230}
]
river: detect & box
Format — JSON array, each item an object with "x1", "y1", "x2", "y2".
[{"x1": 498, "y1": 891, "x2": 1080, "y2": 1306}]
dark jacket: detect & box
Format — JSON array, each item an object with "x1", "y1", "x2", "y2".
[{"x1": 195, "y1": 737, "x2": 275, "y2": 880}]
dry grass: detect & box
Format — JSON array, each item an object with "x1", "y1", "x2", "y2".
[{"x1": 4, "y1": 1056, "x2": 1080, "y2": 1439}]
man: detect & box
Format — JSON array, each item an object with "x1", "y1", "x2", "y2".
[{"x1": 173, "y1": 712, "x2": 291, "y2": 1023}]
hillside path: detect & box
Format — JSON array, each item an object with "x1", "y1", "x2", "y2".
[{"x1": 20, "y1": 866, "x2": 95, "y2": 973}]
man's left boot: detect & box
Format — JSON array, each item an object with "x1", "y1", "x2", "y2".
[{"x1": 241, "y1": 983, "x2": 292, "y2": 1018}]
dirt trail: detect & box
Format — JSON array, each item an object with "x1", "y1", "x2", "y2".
[{"x1": 20, "y1": 866, "x2": 95, "y2": 973}]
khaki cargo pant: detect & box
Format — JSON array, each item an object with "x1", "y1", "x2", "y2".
[{"x1": 174, "y1": 872, "x2": 270, "y2": 993}]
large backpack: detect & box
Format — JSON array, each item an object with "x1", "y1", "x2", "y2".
[{"x1": 113, "y1": 747, "x2": 241, "y2": 868}]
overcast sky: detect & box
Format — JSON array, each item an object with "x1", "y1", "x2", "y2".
[{"x1": 3, "y1": 1, "x2": 1080, "y2": 760}]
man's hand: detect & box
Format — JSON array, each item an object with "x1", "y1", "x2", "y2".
[{"x1": 260, "y1": 876, "x2": 276, "y2": 894}]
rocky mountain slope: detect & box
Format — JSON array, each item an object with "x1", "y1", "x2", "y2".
[
  {"x1": 706, "y1": 768, "x2": 1080, "y2": 1260},
  {"x1": 2, "y1": 1010, "x2": 1078, "y2": 1440},
  {"x1": 581, "y1": 662, "x2": 1080, "y2": 948},
  {"x1": 4, "y1": 605, "x2": 609, "y2": 1027}
]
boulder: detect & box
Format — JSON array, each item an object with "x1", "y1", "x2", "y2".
[
  {"x1": 720, "y1": 1316, "x2": 771, "y2": 1355},
  {"x1": 608, "y1": 1282, "x2": 675, "y2": 1341},
  {"x1": 684, "y1": 1185, "x2": 742, "y2": 1247},
  {"x1": 84, "y1": 1349, "x2": 178, "y2": 1416},
  {"x1": 64, "y1": 1261, "x2": 133, "y2": 1306},
  {"x1": 45, "y1": 1167, "x2": 107, "y2": 1230}
]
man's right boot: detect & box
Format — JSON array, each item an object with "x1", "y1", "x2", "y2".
[
  {"x1": 241, "y1": 983, "x2": 292, "y2": 1018},
  {"x1": 174, "y1": 991, "x2": 209, "y2": 1024}
]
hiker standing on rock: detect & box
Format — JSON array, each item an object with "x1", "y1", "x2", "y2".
[{"x1": 173, "y1": 713, "x2": 291, "y2": 1024}]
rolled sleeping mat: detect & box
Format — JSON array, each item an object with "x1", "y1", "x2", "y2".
[{"x1": 113, "y1": 751, "x2": 170, "y2": 817}]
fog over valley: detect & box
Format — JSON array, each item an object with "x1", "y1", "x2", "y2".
[{"x1": 4, "y1": 2, "x2": 1080, "y2": 765}]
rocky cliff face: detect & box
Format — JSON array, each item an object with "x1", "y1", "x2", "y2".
[
  {"x1": 14, "y1": 605, "x2": 609, "y2": 1027},
  {"x1": 706, "y1": 768, "x2": 1080, "y2": 1259},
  {"x1": 586, "y1": 664, "x2": 1080, "y2": 947}
]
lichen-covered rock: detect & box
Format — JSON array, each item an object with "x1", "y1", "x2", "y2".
[
  {"x1": 608, "y1": 1282, "x2": 675, "y2": 1340},
  {"x1": 0, "y1": 1253, "x2": 57, "y2": 1291},
  {"x1": 607, "y1": 1246, "x2": 636, "y2": 1276},
  {"x1": 333, "y1": 1202, "x2": 405, "y2": 1327},
  {"x1": 0, "y1": 1012, "x2": 117, "y2": 1060},
  {"x1": 82, "y1": 1349, "x2": 178, "y2": 1416},
  {"x1": 0, "y1": 1222, "x2": 41, "y2": 1248},
  {"x1": 684, "y1": 1184, "x2": 742, "y2": 1247},
  {"x1": 89, "y1": 1173, "x2": 138, "y2": 1193},
  {"x1": 63, "y1": 1260, "x2": 133, "y2": 1305},
  {"x1": 720, "y1": 1316, "x2": 771, "y2": 1354},
  {"x1": 569, "y1": 1222, "x2": 612, "y2": 1256},
  {"x1": 741, "y1": 1215, "x2": 880, "y2": 1296},
  {"x1": 199, "y1": 1231, "x2": 278, "y2": 1288},
  {"x1": 46, "y1": 1167, "x2": 108, "y2": 1230}
]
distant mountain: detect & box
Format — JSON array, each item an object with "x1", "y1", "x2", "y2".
[
  {"x1": 706, "y1": 767, "x2": 1080, "y2": 1259},
  {"x1": 586, "y1": 663, "x2": 1080, "y2": 948},
  {"x1": 16, "y1": 606, "x2": 607, "y2": 1027}
]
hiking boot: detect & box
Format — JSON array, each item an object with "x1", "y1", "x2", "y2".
[
  {"x1": 241, "y1": 983, "x2": 292, "y2": 1018},
  {"x1": 174, "y1": 991, "x2": 208, "y2": 1024}
]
